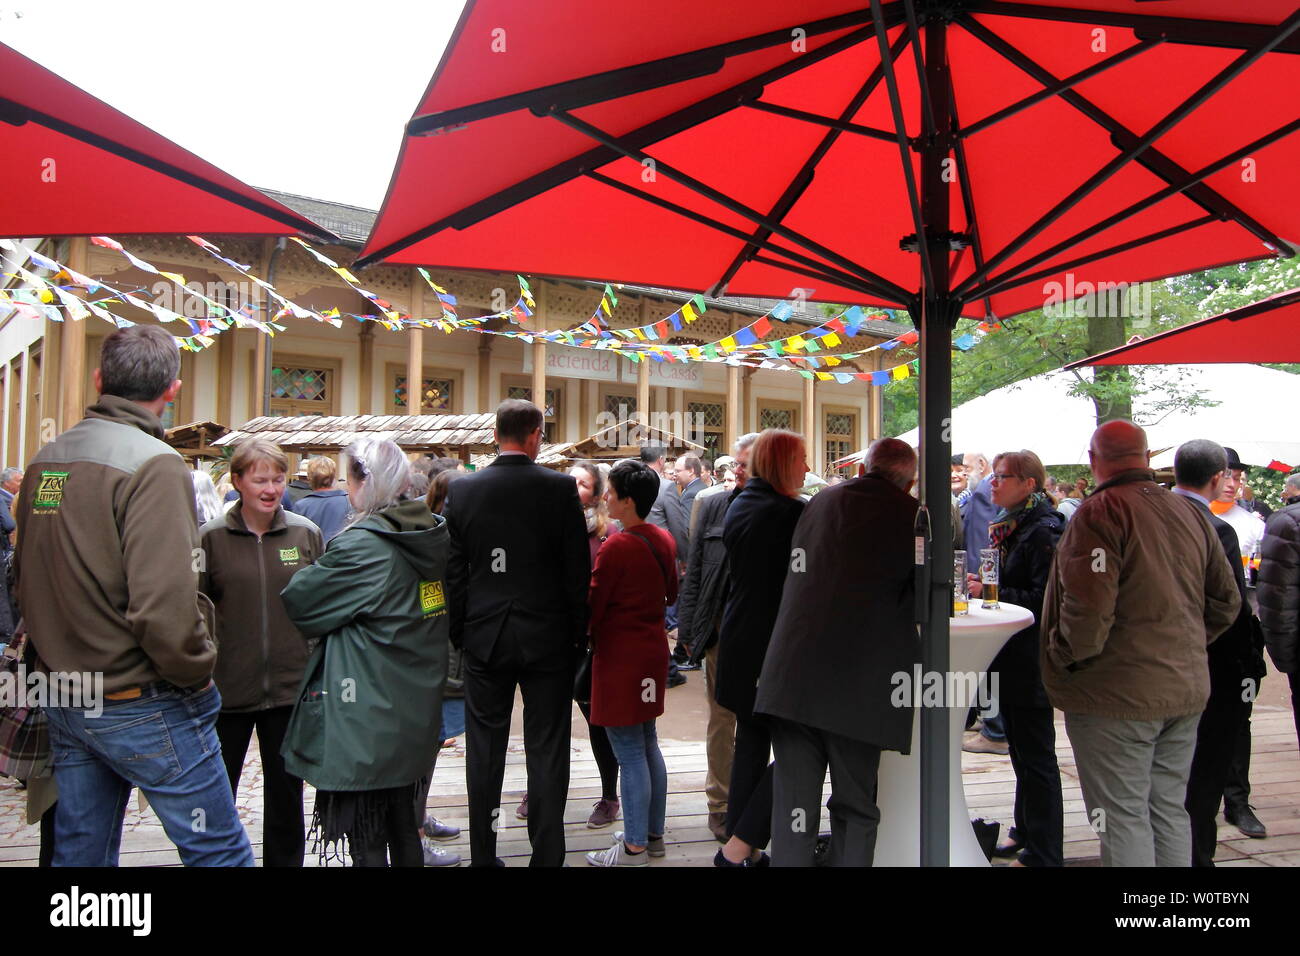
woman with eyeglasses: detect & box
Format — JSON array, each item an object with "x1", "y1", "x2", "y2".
[{"x1": 966, "y1": 450, "x2": 1066, "y2": 867}]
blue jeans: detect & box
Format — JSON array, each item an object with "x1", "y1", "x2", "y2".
[
  {"x1": 45, "y1": 681, "x2": 254, "y2": 867},
  {"x1": 606, "y1": 720, "x2": 667, "y2": 848}
]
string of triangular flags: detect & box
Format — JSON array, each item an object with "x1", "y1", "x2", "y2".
[{"x1": 0, "y1": 235, "x2": 1002, "y2": 386}]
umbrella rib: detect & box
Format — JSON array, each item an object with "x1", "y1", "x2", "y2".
[
  {"x1": 945, "y1": 73, "x2": 994, "y2": 320},
  {"x1": 869, "y1": 0, "x2": 932, "y2": 293},
  {"x1": 582, "y1": 170, "x2": 897, "y2": 300},
  {"x1": 405, "y1": 4, "x2": 906, "y2": 133},
  {"x1": 0, "y1": 99, "x2": 333, "y2": 241},
  {"x1": 549, "y1": 108, "x2": 913, "y2": 303},
  {"x1": 967, "y1": 115, "x2": 1300, "y2": 301},
  {"x1": 966, "y1": 1, "x2": 1300, "y2": 55},
  {"x1": 952, "y1": 10, "x2": 1300, "y2": 299},
  {"x1": 976, "y1": 214, "x2": 1217, "y2": 302},
  {"x1": 711, "y1": 31, "x2": 914, "y2": 298},
  {"x1": 957, "y1": 38, "x2": 1162, "y2": 139},
  {"x1": 741, "y1": 100, "x2": 899, "y2": 143},
  {"x1": 356, "y1": 18, "x2": 894, "y2": 270}
]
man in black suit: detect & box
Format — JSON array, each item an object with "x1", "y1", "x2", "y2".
[
  {"x1": 755, "y1": 438, "x2": 920, "y2": 866},
  {"x1": 445, "y1": 399, "x2": 590, "y2": 866},
  {"x1": 1171, "y1": 440, "x2": 1261, "y2": 866}
]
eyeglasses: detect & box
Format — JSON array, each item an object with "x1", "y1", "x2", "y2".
[{"x1": 990, "y1": 473, "x2": 1022, "y2": 482}]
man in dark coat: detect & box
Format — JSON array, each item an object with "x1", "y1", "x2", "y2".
[
  {"x1": 649, "y1": 452, "x2": 705, "y2": 675},
  {"x1": 1260, "y1": 472, "x2": 1300, "y2": 746},
  {"x1": 1172, "y1": 440, "x2": 1263, "y2": 864},
  {"x1": 755, "y1": 438, "x2": 919, "y2": 867},
  {"x1": 677, "y1": 432, "x2": 756, "y2": 841},
  {"x1": 444, "y1": 399, "x2": 590, "y2": 867}
]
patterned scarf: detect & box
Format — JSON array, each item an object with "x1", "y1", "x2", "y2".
[{"x1": 987, "y1": 491, "x2": 1048, "y2": 559}]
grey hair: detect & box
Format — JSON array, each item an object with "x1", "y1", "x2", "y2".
[
  {"x1": 345, "y1": 437, "x2": 411, "y2": 519},
  {"x1": 734, "y1": 432, "x2": 760, "y2": 454},
  {"x1": 98, "y1": 324, "x2": 180, "y2": 401},
  {"x1": 1173, "y1": 439, "x2": 1228, "y2": 490},
  {"x1": 191, "y1": 468, "x2": 223, "y2": 525},
  {"x1": 1285, "y1": 472, "x2": 1300, "y2": 496},
  {"x1": 866, "y1": 438, "x2": 917, "y2": 489},
  {"x1": 0, "y1": 467, "x2": 20, "y2": 486}
]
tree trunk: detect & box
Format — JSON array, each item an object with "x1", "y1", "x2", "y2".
[{"x1": 1086, "y1": 314, "x2": 1132, "y2": 424}]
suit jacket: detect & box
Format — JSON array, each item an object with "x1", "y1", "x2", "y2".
[
  {"x1": 1179, "y1": 493, "x2": 1263, "y2": 694},
  {"x1": 677, "y1": 486, "x2": 738, "y2": 662},
  {"x1": 754, "y1": 475, "x2": 919, "y2": 752},
  {"x1": 715, "y1": 477, "x2": 804, "y2": 719},
  {"x1": 444, "y1": 455, "x2": 590, "y2": 664},
  {"x1": 649, "y1": 476, "x2": 704, "y2": 567}
]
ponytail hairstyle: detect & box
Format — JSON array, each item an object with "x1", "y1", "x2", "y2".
[{"x1": 344, "y1": 437, "x2": 412, "y2": 520}]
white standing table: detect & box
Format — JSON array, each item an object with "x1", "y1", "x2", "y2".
[{"x1": 873, "y1": 602, "x2": 1035, "y2": 866}]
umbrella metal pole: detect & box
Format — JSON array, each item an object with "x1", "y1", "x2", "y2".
[{"x1": 917, "y1": 13, "x2": 955, "y2": 869}]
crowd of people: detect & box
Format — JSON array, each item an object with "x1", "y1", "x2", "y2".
[{"x1": 4, "y1": 322, "x2": 1300, "y2": 868}]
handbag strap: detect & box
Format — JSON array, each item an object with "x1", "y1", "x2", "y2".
[{"x1": 623, "y1": 526, "x2": 673, "y2": 604}]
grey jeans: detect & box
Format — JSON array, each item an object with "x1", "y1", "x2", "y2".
[{"x1": 1065, "y1": 711, "x2": 1201, "y2": 867}]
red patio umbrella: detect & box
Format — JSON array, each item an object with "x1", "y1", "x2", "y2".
[
  {"x1": 0, "y1": 40, "x2": 332, "y2": 240},
  {"x1": 1065, "y1": 286, "x2": 1300, "y2": 367},
  {"x1": 356, "y1": 0, "x2": 1300, "y2": 864}
]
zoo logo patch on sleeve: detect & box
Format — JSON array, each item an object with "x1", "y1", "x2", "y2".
[
  {"x1": 32, "y1": 471, "x2": 68, "y2": 511},
  {"x1": 420, "y1": 580, "x2": 446, "y2": 618}
]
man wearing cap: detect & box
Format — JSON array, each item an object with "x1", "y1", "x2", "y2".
[
  {"x1": 1210, "y1": 447, "x2": 1269, "y2": 839},
  {"x1": 285, "y1": 460, "x2": 314, "y2": 506}
]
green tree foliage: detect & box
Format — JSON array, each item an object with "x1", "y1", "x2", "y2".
[{"x1": 879, "y1": 258, "x2": 1300, "y2": 439}]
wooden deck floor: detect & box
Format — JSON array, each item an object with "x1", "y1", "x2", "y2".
[{"x1": 2, "y1": 704, "x2": 1296, "y2": 867}]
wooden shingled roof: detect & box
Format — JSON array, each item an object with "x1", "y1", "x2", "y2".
[
  {"x1": 212, "y1": 413, "x2": 501, "y2": 454},
  {"x1": 539, "y1": 422, "x2": 705, "y2": 464}
]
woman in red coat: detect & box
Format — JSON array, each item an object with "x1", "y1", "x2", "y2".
[{"x1": 585, "y1": 459, "x2": 677, "y2": 867}]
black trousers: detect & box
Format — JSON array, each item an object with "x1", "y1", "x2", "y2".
[
  {"x1": 1001, "y1": 704, "x2": 1064, "y2": 867},
  {"x1": 1187, "y1": 686, "x2": 1249, "y2": 866},
  {"x1": 725, "y1": 713, "x2": 773, "y2": 849},
  {"x1": 1291, "y1": 672, "x2": 1300, "y2": 747},
  {"x1": 349, "y1": 786, "x2": 423, "y2": 868},
  {"x1": 769, "y1": 717, "x2": 881, "y2": 867},
  {"x1": 1222, "y1": 694, "x2": 1257, "y2": 814},
  {"x1": 215, "y1": 706, "x2": 304, "y2": 867},
  {"x1": 578, "y1": 701, "x2": 620, "y2": 802},
  {"x1": 464, "y1": 641, "x2": 572, "y2": 867}
]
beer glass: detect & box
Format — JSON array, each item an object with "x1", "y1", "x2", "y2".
[
  {"x1": 979, "y1": 548, "x2": 1000, "y2": 610},
  {"x1": 953, "y1": 551, "x2": 969, "y2": 617}
]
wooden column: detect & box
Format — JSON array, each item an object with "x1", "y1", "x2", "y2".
[
  {"x1": 637, "y1": 360, "x2": 650, "y2": 424},
  {"x1": 803, "y1": 374, "x2": 817, "y2": 473},
  {"x1": 59, "y1": 239, "x2": 88, "y2": 434},
  {"x1": 531, "y1": 284, "x2": 547, "y2": 409},
  {"x1": 216, "y1": 324, "x2": 235, "y2": 426},
  {"x1": 358, "y1": 325, "x2": 375, "y2": 415},
  {"x1": 407, "y1": 327, "x2": 424, "y2": 415},
  {"x1": 867, "y1": 350, "x2": 884, "y2": 440},
  {"x1": 41, "y1": 313, "x2": 61, "y2": 441},
  {"x1": 741, "y1": 367, "x2": 755, "y2": 435},
  {"x1": 251, "y1": 240, "x2": 275, "y2": 418},
  {"x1": 477, "y1": 336, "x2": 493, "y2": 410},
  {"x1": 726, "y1": 365, "x2": 740, "y2": 452}
]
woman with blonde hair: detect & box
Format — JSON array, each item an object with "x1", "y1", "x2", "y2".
[
  {"x1": 281, "y1": 437, "x2": 450, "y2": 866},
  {"x1": 714, "y1": 428, "x2": 807, "y2": 866},
  {"x1": 199, "y1": 436, "x2": 324, "y2": 866}
]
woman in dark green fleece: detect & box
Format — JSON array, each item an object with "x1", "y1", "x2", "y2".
[{"x1": 281, "y1": 437, "x2": 449, "y2": 867}]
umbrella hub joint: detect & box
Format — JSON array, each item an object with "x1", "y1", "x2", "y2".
[{"x1": 900, "y1": 231, "x2": 969, "y2": 254}]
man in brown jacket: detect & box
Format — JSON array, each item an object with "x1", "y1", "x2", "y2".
[
  {"x1": 1041, "y1": 420, "x2": 1239, "y2": 867},
  {"x1": 15, "y1": 324, "x2": 253, "y2": 866}
]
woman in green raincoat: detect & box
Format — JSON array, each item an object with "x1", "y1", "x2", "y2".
[{"x1": 281, "y1": 437, "x2": 448, "y2": 867}]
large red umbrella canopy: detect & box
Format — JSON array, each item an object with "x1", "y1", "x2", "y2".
[
  {"x1": 0, "y1": 41, "x2": 332, "y2": 240},
  {"x1": 1067, "y1": 286, "x2": 1300, "y2": 366},
  {"x1": 358, "y1": 0, "x2": 1300, "y2": 322}
]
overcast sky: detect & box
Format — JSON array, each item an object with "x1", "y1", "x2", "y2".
[{"x1": 2, "y1": 0, "x2": 463, "y2": 210}]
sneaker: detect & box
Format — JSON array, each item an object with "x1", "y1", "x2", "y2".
[
  {"x1": 515, "y1": 794, "x2": 528, "y2": 820},
  {"x1": 586, "y1": 840, "x2": 648, "y2": 867},
  {"x1": 587, "y1": 798, "x2": 620, "y2": 828},
  {"x1": 677, "y1": 661, "x2": 701, "y2": 671},
  {"x1": 667, "y1": 671, "x2": 687, "y2": 688},
  {"x1": 613, "y1": 831, "x2": 664, "y2": 857},
  {"x1": 962, "y1": 731, "x2": 1009, "y2": 755},
  {"x1": 421, "y1": 815, "x2": 461, "y2": 841},
  {"x1": 422, "y1": 837, "x2": 462, "y2": 867}
]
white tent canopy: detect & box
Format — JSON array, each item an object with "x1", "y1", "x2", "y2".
[{"x1": 838, "y1": 364, "x2": 1300, "y2": 469}]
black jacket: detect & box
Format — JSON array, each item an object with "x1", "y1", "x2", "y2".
[
  {"x1": 754, "y1": 475, "x2": 919, "y2": 752},
  {"x1": 677, "y1": 486, "x2": 737, "y2": 663},
  {"x1": 444, "y1": 455, "x2": 590, "y2": 664},
  {"x1": 649, "y1": 476, "x2": 705, "y2": 567},
  {"x1": 1260, "y1": 501, "x2": 1300, "y2": 674},
  {"x1": 715, "y1": 477, "x2": 804, "y2": 719},
  {"x1": 989, "y1": 498, "x2": 1064, "y2": 709}
]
